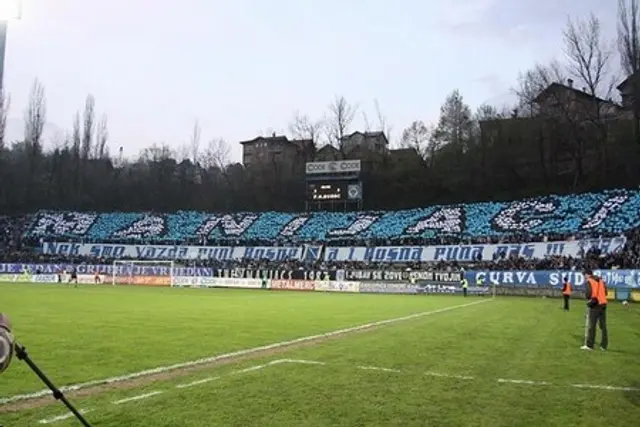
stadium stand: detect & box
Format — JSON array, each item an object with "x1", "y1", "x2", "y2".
[
  {"x1": 2, "y1": 189, "x2": 640, "y2": 271},
  {"x1": 21, "y1": 189, "x2": 640, "y2": 244}
]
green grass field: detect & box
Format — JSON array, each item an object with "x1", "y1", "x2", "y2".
[{"x1": 1, "y1": 283, "x2": 639, "y2": 426}]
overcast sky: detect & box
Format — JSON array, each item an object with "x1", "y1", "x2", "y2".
[{"x1": 3, "y1": 0, "x2": 619, "y2": 163}]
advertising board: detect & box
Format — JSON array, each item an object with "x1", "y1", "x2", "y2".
[
  {"x1": 76, "y1": 274, "x2": 106, "y2": 284},
  {"x1": 117, "y1": 276, "x2": 171, "y2": 286},
  {"x1": 199, "y1": 277, "x2": 265, "y2": 289},
  {"x1": 270, "y1": 280, "x2": 315, "y2": 291},
  {"x1": 359, "y1": 283, "x2": 418, "y2": 294},
  {"x1": 314, "y1": 281, "x2": 360, "y2": 293},
  {"x1": 305, "y1": 160, "x2": 361, "y2": 175},
  {"x1": 30, "y1": 275, "x2": 59, "y2": 284}
]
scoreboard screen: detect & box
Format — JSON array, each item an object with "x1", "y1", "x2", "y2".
[
  {"x1": 307, "y1": 181, "x2": 362, "y2": 202},
  {"x1": 307, "y1": 182, "x2": 345, "y2": 201}
]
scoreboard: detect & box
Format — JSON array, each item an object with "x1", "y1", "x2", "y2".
[
  {"x1": 305, "y1": 160, "x2": 362, "y2": 212},
  {"x1": 307, "y1": 181, "x2": 362, "y2": 202}
]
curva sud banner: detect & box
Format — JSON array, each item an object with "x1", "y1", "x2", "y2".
[
  {"x1": 40, "y1": 237, "x2": 625, "y2": 263},
  {"x1": 465, "y1": 269, "x2": 640, "y2": 288}
]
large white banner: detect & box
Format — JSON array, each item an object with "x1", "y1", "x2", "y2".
[
  {"x1": 324, "y1": 237, "x2": 626, "y2": 263},
  {"x1": 42, "y1": 242, "x2": 313, "y2": 262}
]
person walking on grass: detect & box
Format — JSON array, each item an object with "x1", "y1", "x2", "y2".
[
  {"x1": 581, "y1": 269, "x2": 608, "y2": 351},
  {"x1": 562, "y1": 276, "x2": 572, "y2": 311}
]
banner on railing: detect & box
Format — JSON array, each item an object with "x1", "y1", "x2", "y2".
[
  {"x1": 338, "y1": 269, "x2": 461, "y2": 283},
  {"x1": 41, "y1": 242, "x2": 321, "y2": 262},
  {"x1": 40, "y1": 237, "x2": 626, "y2": 263},
  {"x1": 465, "y1": 269, "x2": 640, "y2": 288},
  {"x1": 324, "y1": 237, "x2": 626, "y2": 263}
]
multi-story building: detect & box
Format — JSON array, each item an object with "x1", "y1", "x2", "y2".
[{"x1": 240, "y1": 134, "x2": 314, "y2": 168}]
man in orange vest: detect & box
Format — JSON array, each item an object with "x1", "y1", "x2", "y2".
[
  {"x1": 581, "y1": 269, "x2": 608, "y2": 351},
  {"x1": 562, "y1": 277, "x2": 572, "y2": 311}
]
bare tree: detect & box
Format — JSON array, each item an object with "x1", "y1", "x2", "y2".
[
  {"x1": 326, "y1": 96, "x2": 356, "y2": 147},
  {"x1": 289, "y1": 112, "x2": 324, "y2": 144},
  {"x1": 23, "y1": 78, "x2": 47, "y2": 155},
  {"x1": 201, "y1": 138, "x2": 231, "y2": 169},
  {"x1": 72, "y1": 112, "x2": 81, "y2": 157},
  {"x1": 563, "y1": 14, "x2": 616, "y2": 101},
  {"x1": 94, "y1": 114, "x2": 109, "y2": 159},
  {"x1": 400, "y1": 120, "x2": 430, "y2": 158},
  {"x1": 0, "y1": 90, "x2": 10, "y2": 152},
  {"x1": 81, "y1": 94, "x2": 95, "y2": 159},
  {"x1": 373, "y1": 99, "x2": 393, "y2": 143},
  {"x1": 189, "y1": 120, "x2": 201, "y2": 164},
  {"x1": 618, "y1": 0, "x2": 640, "y2": 75},
  {"x1": 513, "y1": 61, "x2": 565, "y2": 115}
]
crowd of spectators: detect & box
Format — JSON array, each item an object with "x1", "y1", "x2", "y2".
[{"x1": 1, "y1": 215, "x2": 640, "y2": 271}]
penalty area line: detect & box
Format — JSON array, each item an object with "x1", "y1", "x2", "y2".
[
  {"x1": 2, "y1": 299, "x2": 490, "y2": 406},
  {"x1": 38, "y1": 409, "x2": 93, "y2": 424}
]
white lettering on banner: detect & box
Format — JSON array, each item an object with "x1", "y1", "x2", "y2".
[
  {"x1": 314, "y1": 281, "x2": 360, "y2": 292},
  {"x1": 113, "y1": 215, "x2": 166, "y2": 239},
  {"x1": 31, "y1": 212, "x2": 97, "y2": 237},
  {"x1": 195, "y1": 214, "x2": 258, "y2": 238},
  {"x1": 327, "y1": 215, "x2": 379, "y2": 238},
  {"x1": 241, "y1": 247, "x2": 302, "y2": 261},
  {"x1": 492, "y1": 200, "x2": 557, "y2": 231},
  {"x1": 324, "y1": 237, "x2": 626, "y2": 262},
  {"x1": 305, "y1": 160, "x2": 361, "y2": 175},
  {"x1": 406, "y1": 207, "x2": 463, "y2": 234},
  {"x1": 582, "y1": 193, "x2": 630, "y2": 230},
  {"x1": 42, "y1": 243, "x2": 306, "y2": 261}
]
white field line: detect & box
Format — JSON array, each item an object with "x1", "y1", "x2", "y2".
[
  {"x1": 112, "y1": 391, "x2": 163, "y2": 405},
  {"x1": 357, "y1": 366, "x2": 401, "y2": 373},
  {"x1": 279, "y1": 359, "x2": 326, "y2": 365},
  {"x1": 1, "y1": 299, "x2": 490, "y2": 405},
  {"x1": 32, "y1": 355, "x2": 640, "y2": 424},
  {"x1": 175, "y1": 376, "x2": 220, "y2": 389},
  {"x1": 233, "y1": 364, "x2": 270, "y2": 374},
  {"x1": 425, "y1": 371, "x2": 475, "y2": 380},
  {"x1": 498, "y1": 378, "x2": 549, "y2": 386},
  {"x1": 571, "y1": 383, "x2": 639, "y2": 392},
  {"x1": 38, "y1": 409, "x2": 93, "y2": 424},
  {"x1": 283, "y1": 360, "x2": 638, "y2": 392}
]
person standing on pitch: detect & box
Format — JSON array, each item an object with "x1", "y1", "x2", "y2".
[
  {"x1": 461, "y1": 277, "x2": 468, "y2": 297},
  {"x1": 581, "y1": 269, "x2": 608, "y2": 351},
  {"x1": 562, "y1": 276, "x2": 572, "y2": 311}
]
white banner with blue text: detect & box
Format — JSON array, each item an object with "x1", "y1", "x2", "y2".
[{"x1": 323, "y1": 237, "x2": 626, "y2": 263}]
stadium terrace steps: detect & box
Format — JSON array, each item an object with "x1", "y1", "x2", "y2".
[{"x1": 23, "y1": 189, "x2": 640, "y2": 244}]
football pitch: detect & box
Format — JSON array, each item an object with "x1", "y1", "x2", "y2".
[{"x1": 1, "y1": 283, "x2": 639, "y2": 426}]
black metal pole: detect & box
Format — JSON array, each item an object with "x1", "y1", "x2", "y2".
[{"x1": 14, "y1": 343, "x2": 92, "y2": 427}]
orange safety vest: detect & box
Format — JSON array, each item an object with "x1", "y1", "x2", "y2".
[
  {"x1": 588, "y1": 277, "x2": 608, "y2": 306},
  {"x1": 563, "y1": 281, "x2": 572, "y2": 295}
]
